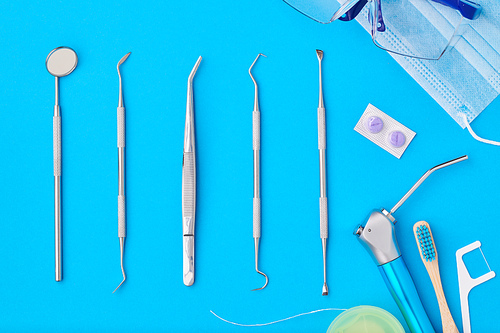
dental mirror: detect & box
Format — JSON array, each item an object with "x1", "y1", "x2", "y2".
[
  {"x1": 46, "y1": 47, "x2": 78, "y2": 77},
  {"x1": 46, "y1": 46, "x2": 78, "y2": 282}
]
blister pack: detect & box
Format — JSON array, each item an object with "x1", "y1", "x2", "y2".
[{"x1": 354, "y1": 104, "x2": 416, "y2": 159}]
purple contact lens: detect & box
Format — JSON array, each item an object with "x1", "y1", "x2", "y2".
[
  {"x1": 389, "y1": 131, "x2": 406, "y2": 147},
  {"x1": 365, "y1": 116, "x2": 384, "y2": 133}
]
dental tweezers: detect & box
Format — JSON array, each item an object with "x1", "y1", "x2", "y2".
[{"x1": 183, "y1": 56, "x2": 202, "y2": 286}]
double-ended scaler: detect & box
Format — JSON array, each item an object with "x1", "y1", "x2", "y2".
[
  {"x1": 114, "y1": 52, "x2": 131, "y2": 293},
  {"x1": 249, "y1": 53, "x2": 268, "y2": 291}
]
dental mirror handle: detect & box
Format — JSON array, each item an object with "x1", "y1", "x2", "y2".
[
  {"x1": 390, "y1": 155, "x2": 468, "y2": 215},
  {"x1": 53, "y1": 76, "x2": 62, "y2": 282}
]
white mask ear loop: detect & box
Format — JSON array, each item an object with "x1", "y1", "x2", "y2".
[{"x1": 460, "y1": 113, "x2": 500, "y2": 146}]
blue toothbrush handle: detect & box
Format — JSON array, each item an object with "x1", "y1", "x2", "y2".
[{"x1": 379, "y1": 257, "x2": 435, "y2": 333}]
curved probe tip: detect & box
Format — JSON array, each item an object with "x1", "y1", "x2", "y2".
[
  {"x1": 112, "y1": 239, "x2": 126, "y2": 293},
  {"x1": 112, "y1": 275, "x2": 126, "y2": 294},
  {"x1": 251, "y1": 269, "x2": 268, "y2": 291},
  {"x1": 248, "y1": 53, "x2": 267, "y2": 76}
]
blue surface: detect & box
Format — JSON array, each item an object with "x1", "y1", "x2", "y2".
[{"x1": 0, "y1": 0, "x2": 499, "y2": 332}]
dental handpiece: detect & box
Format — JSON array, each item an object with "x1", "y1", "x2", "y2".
[
  {"x1": 354, "y1": 155, "x2": 467, "y2": 333},
  {"x1": 114, "y1": 52, "x2": 130, "y2": 293},
  {"x1": 250, "y1": 53, "x2": 268, "y2": 291},
  {"x1": 316, "y1": 49, "x2": 328, "y2": 296},
  {"x1": 183, "y1": 56, "x2": 201, "y2": 287}
]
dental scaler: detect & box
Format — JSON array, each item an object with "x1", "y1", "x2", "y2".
[
  {"x1": 354, "y1": 155, "x2": 468, "y2": 333},
  {"x1": 114, "y1": 52, "x2": 131, "y2": 293},
  {"x1": 249, "y1": 53, "x2": 268, "y2": 291},
  {"x1": 316, "y1": 49, "x2": 329, "y2": 296}
]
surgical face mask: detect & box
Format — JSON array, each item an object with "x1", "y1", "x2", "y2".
[
  {"x1": 284, "y1": 0, "x2": 500, "y2": 131},
  {"x1": 347, "y1": 0, "x2": 500, "y2": 129}
]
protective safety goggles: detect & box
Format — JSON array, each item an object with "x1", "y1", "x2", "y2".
[{"x1": 284, "y1": 0, "x2": 481, "y2": 59}]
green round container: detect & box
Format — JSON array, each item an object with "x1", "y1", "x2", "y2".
[{"x1": 326, "y1": 306, "x2": 404, "y2": 333}]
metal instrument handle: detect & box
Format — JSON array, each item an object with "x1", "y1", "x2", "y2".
[{"x1": 182, "y1": 152, "x2": 196, "y2": 234}]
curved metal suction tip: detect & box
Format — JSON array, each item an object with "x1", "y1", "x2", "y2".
[
  {"x1": 316, "y1": 49, "x2": 323, "y2": 61},
  {"x1": 390, "y1": 155, "x2": 468, "y2": 215},
  {"x1": 113, "y1": 238, "x2": 126, "y2": 293},
  {"x1": 322, "y1": 283, "x2": 329, "y2": 296},
  {"x1": 251, "y1": 269, "x2": 268, "y2": 291},
  {"x1": 117, "y1": 52, "x2": 131, "y2": 108}
]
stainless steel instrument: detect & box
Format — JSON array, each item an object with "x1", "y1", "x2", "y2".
[
  {"x1": 316, "y1": 49, "x2": 329, "y2": 296},
  {"x1": 113, "y1": 52, "x2": 131, "y2": 293},
  {"x1": 183, "y1": 56, "x2": 202, "y2": 286},
  {"x1": 46, "y1": 46, "x2": 78, "y2": 282},
  {"x1": 249, "y1": 53, "x2": 268, "y2": 291}
]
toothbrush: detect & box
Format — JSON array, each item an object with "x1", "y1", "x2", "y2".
[{"x1": 414, "y1": 221, "x2": 459, "y2": 333}]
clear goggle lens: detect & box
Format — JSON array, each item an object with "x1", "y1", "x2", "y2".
[
  {"x1": 283, "y1": 0, "x2": 464, "y2": 59},
  {"x1": 369, "y1": 0, "x2": 463, "y2": 59}
]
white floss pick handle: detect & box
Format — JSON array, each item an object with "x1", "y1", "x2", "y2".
[
  {"x1": 354, "y1": 104, "x2": 416, "y2": 159},
  {"x1": 456, "y1": 241, "x2": 496, "y2": 333}
]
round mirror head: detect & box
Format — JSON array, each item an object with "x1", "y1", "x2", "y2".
[{"x1": 46, "y1": 47, "x2": 78, "y2": 77}]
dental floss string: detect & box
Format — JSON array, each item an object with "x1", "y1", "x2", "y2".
[
  {"x1": 479, "y1": 247, "x2": 492, "y2": 272},
  {"x1": 461, "y1": 113, "x2": 500, "y2": 146},
  {"x1": 210, "y1": 308, "x2": 347, "y2": 327}
]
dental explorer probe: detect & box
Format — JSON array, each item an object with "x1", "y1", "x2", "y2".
[
  {"x1": 249, "y1": 53, "x2": 268, "y2": 291},
  {"x1": 183, "y1": 56, "x2": 202, "y2": 287},
  {"x1": 316, "y1": 49, "x2": 328, "y2": 296},
  {"x1": 46, "y1": 47, "x2": 78, "y2": 282},
  {"x1": 113, "y1": 52, "x2": 131, "y2": 293}
]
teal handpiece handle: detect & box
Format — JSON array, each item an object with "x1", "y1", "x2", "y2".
[{"x1": 379, "y1": 257, "x2": 435, "y2": 333}]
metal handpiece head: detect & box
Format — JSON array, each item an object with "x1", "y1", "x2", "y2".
[
  {"x1": 354, "y1": 155, "x2": 468, "y2": 265},
  {"x1": 117, "y1": 52, "x2": 131, "y2": 108},
  {"x1": 249, "y1": 53, "x2": 267, "y2": 112},
  {"x1": 46, "y1": 47, "x2": 78, "y2": 77}
]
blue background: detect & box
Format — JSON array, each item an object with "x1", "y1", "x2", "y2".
[{"x1": 0, "y1": 0, "x2": 498, "y2": 332}]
